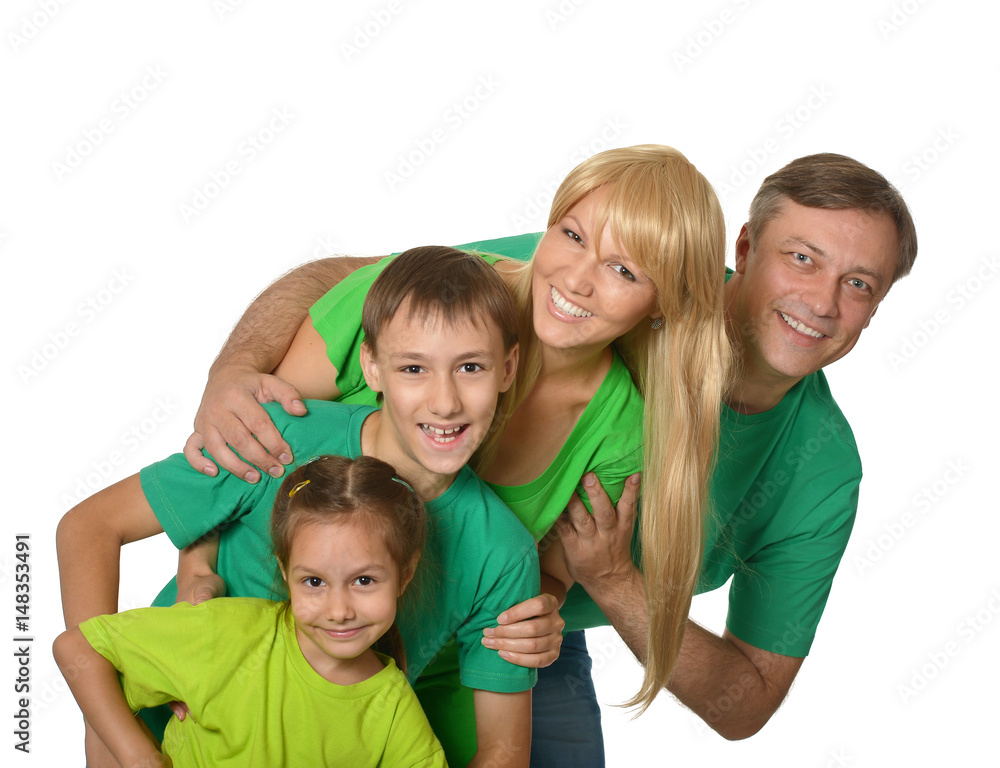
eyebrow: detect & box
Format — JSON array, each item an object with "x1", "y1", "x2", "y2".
[
  {"x1": 781, "y1": 236, "x2": 887, "y2": 287},
  {"x1": 566, "y1": 213, "x2": 588, "y2": 240},
  {"x1": 290, "y1": 563, "x2": 389, "y2": 576},
  {"x1": 388, "y1": 349, "x2": 496, "y2": 362}
]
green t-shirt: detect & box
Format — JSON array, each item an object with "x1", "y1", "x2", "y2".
[
  {"x1": 309, "y1": 250, "x2": 645, "y2": 543},
  {"x1": 455, "y1": 237, "x2": 860, "y2": 656},
  {"x1": 141, "y1": 401, "x2": 539, "y2": 692},
  {"x1": 81, "y1": 598, "x2": 446, "y2": 768}
]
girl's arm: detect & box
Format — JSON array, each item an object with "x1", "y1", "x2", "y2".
[{"x1": 53, "y1": 627, "x2": 170, "y2": 768}]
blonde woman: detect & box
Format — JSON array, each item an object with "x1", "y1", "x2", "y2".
[{"x1": 183, "y1": 145, "x2": 730, "y2": 766}]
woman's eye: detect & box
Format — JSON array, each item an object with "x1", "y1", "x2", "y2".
[
  {"x1": 563, "y1": 228, "x2": 583, "y2": 244},
  {"x1": 612, "y1": 264, "x2": 635, "y2": 281}
]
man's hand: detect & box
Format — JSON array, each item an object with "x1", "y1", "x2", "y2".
[
  {"x1": 481, "y1": 593, "x2": 565, "y2": 668},
  {"x1": 183, "y1": 364, "x2": 307, "y2": 482},
  {"x1": 556, "y1": 472, "x2": 641, "y2": 591}
]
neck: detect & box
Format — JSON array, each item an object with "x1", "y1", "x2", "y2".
[
  {"x1": 537, "y1": 341, "x2": 614, "y2": 391},
  {"x1": 723, "y1": 274, "x2": 801, "y2": 415},
  {"x1": 360, "y1": 411, "x2": 454, "y2": 501}
]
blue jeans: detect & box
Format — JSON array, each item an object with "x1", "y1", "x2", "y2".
[{"x1": 530, "y1": 630, "x2": 605, "y2": 767}]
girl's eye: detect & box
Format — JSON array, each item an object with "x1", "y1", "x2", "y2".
[
  {"x1": 355, "y1": 576, "x2": 374, "y2": 587},
  {"x1": 306, "y1": 577, "x2": 324, "y2": 588},
  {"x1": 461, "y1": 363, "x2": 483, "y2": 373}
]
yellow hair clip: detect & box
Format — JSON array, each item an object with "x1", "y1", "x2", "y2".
[{"x1": 288, "y1": 479, "x2": 311, "y2": 498}]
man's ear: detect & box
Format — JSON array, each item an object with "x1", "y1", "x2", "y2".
[
  {"x1": 498, "y1": 343, "x2": 518, "y2": 393},
  {"x1": 734, "y1": 223, "x2": 752, "y2": 275},
  {"x1": 863, "y1": 303, "x2": 880, "y2": 329},
  {"x1": 360, "y1": 342, "x2": 384, "y2": 394}
]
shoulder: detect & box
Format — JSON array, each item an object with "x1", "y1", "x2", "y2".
[{"x1": 261, "y1": 400, "x2": 374, "y2": 438}]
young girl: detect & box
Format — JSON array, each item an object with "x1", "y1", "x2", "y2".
[{"x1": 53, "y1": 455, "x2": 446, "y2": 768}]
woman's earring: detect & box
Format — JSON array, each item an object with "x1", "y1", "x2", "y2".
[{"x1": 649, "y1": 317, "x2": 663, "y2": 330}]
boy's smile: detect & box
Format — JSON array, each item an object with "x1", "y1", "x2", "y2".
[{"x1": 360, "y1": 303, "x2": 517, "y2": 501}]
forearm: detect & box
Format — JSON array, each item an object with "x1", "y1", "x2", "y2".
[
  {"x1": 212, "y1": 256, "x2": 380, "y2": 375},
  {"x1": 54, "y1": 629, "x2": 165, "y2": 767},
  {"x1": 582, "y1": 569, "x2": 783, "y2": 739},
  {"x1": 470, "y1": 689, "x2": 531, "y2": 768}
]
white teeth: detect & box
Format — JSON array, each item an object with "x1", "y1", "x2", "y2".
[
  {"x1": 779, "y1": 312, "x2": 825, "y2": 338},
  {"x1": 550, "y1": 287, "x2": 592, "y2": 318},
  {"x1": 421, "y1": 424, "x2": 464, "y2": 443}
]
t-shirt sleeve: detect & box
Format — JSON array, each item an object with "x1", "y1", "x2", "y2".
[
  {"x1": 80, "y1": 603, "x2": 232, "y2": 711},
  {"x1": 725, "y1": 477, "x2": 859, "y2": 657},
  {"x1": 380, "y1": 674, "x2": 449, "y2": 768},
  {"x1": 456, "y1": 535, "x2": 540, "y2": 693},
  {"x1": 139, "y1": 452, "x2": 271, "y2": 550}
]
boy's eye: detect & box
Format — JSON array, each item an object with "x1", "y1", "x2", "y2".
[{"x1": 402, "y1": 365, "x2": 424, "y2": 374}]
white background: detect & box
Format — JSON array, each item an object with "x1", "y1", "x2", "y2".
[{"x1": 3, "y1": 1, "x2": 997, "y2": 765}]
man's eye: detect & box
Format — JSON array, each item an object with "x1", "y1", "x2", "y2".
[
  {"x1": 793, "y1": 252, "x2": 811, "y2": 263},
  {"x1": 849, "y1": 278, "x2": 870, "y2": 292}
]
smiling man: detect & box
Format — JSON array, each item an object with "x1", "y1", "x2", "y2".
[{"x1": 549, "y1": 153, "x2": 917, "y2": 753}]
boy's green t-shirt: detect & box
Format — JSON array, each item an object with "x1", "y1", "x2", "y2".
[
  {"x1": 141, "y1": 401, "x2": 539, "y2": 692},
  {"x1": 82, "y1": 598, "x2": 446, "y2": 767},
  {"x1": 314, "y1": 235, "x2": 860, "y2": 657}
]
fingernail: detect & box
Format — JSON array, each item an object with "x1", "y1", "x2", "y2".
[
  {"x1": 244, "y1": 471, "x2": 260, "y2": 483},
  {"x1": 482, "y1": 637, "x2": 496, "y2": 648},
  {"x1": 268, "y1": 466, "x2": 285, "y2": 478},
  {"x1": 583, "y1": 473, "x2": 595, "y2": 487},
  {"x1": 279, "y1": 452, "x2": 292, "y2": 464},
  {"x1": 483, "y1": 627, "x2": 494, "y2": 637},
  {"x1": 497, "y1": 613, "x2": 508, "y2": 624},
  {"x1": 203, "y1": 466, "x2": 217, "y2": 477},
  {"x1": 631, "y1": 473, "x2": 641, "y2": 485}
]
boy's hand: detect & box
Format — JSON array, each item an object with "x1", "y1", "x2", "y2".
[
  {"x1": 175, "y1": 572, "x2": 226, "y2": 606},
  {"x1": 481, "y1": 594, "x2": 565, "y2": 667}
]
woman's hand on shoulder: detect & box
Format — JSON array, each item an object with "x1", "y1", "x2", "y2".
[{"x1": 481, "y1": 594, "x2": 565, "y2": 668}]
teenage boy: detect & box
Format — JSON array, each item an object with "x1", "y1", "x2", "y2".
[{"x1": 57, "y1": 246, "x2": 538, "y2": 768}]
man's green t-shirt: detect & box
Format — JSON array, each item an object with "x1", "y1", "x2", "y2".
[
  {"x1": 443, "y1": 235, "x2": 861, "y2": 656},
  {"x1": 82, "y1": 598, "x2": 446, "y2": 767},
  {"x1": 141, "y1": 401, "x2": 540, "y2": 689}
]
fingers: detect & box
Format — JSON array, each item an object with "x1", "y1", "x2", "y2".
[
  {"x1": 495, "y1": 593, "x2": 559, "y2": 626},
  {"x1": 167, "y1": 701, "x2": 189, "y2": 721},
  {"x1": 616, "y1": 472, "x2": 641, "y2": 527},
  {"x1": 481, "y1": 627, "x2": 564, "y2": 668},
  {"x1": 265, "y1": 377, "x2": 309, "y2": 418},
  {"x1": 183, "y1": 432, "x2": 218, "y2": 477}
]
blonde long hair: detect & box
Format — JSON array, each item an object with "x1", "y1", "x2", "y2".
[{"x1": 502, "y1": 145, "x2": 731, "y2": 712}]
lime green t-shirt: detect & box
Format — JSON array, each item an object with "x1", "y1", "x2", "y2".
[
  {"x1": 141, "y1": 401, "x2": 539, "y2": 692},
  {"x1": 81, "y1": 598, "x2": 446, "y2": 768}
]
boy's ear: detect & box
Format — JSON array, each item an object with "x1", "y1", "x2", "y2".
[
  {"x1": 498, "y1": 342, "x2": 518, "y2": 393},
  {"x1": 398, "y1": 552, "x2": 421, "y2": 595},
  {"x1": 360, "y1": 342, "x2": 384, "y2": 394}
]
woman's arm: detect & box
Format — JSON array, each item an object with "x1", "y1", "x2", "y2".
[
  {"x1": 183, "y1": 255, "x2": 380, "y2": 482},
  {"x1": 53, "y1": 628, "x2": 169, "y2": 768}
]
